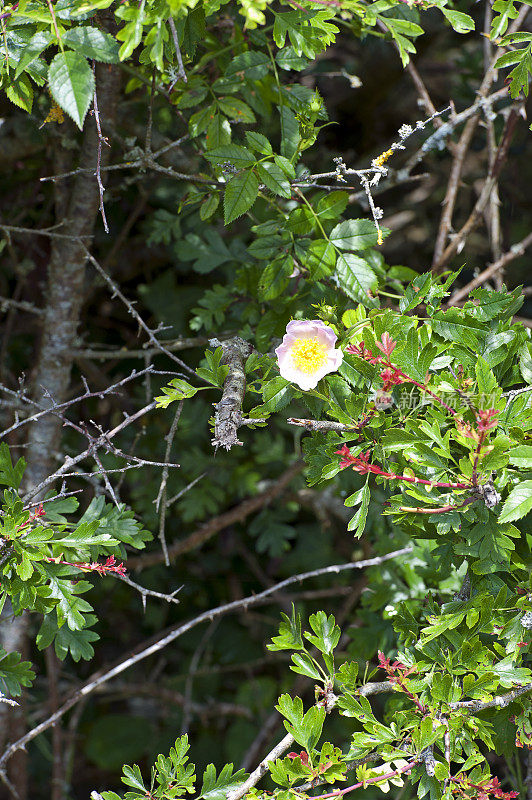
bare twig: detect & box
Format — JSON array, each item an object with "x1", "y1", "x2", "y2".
[
  {"x1": 434, "y1": 107, "x2": 522, "y2": 270},
  {"x1": 115, "y1": 574, "x2": 181, "y2": 610},
  {"x1": 0, "y1": 365, "x2": 156, "y2": 440},
  {"x1": 447, "y1": 231, "x2": 532, "y2": 305},
  {"x1": 128, "y1": 460, "x2": 305, "y2": 569},
  {"x1": 83, "y1": 245, "x2": 196, "y2": 376},
  {"x1": 168, "y1": 17, "x2": 187, "y2": 83},
  {"x1": 155, "y1": 401, "x2": 184, "y2": 565},
  {"x1": 92, "y1": 66, "x2": 111, "y2": 234},
  {"x1": 287, "y1": 418, "x2": 357, "y2": 432}
]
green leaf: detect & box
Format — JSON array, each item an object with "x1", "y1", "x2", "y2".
[
  {"x1": 15, "y1": 30, "x2": 53, "y2": 79},
  {"x1": 200, "y1": 194, "x2": 220, "y2": 221},
  {"x1": 279, "y1": 105, "x2": 300, "y2": 159},
  {"x1": 218, "y1": 97, "x2": 256, "y2": 123},
  {"x1": 258, "y1": 256, "x2": 293, "y2": 300},
  {"x1": 262, "y1": 377, "x2": 293, "y2": 411},
  {"x1": 335, "y1": 253, "x2": 377, "y2": 305},
  {"x1": 0, "y1": 443, "x2": 26, "y2": 489},
  {"x1": 62, "y1": 26, "x2": 120, "y2": 62},
  {"x1": 48, "y1": 51, "x2": 95, "y2": 129},
  {"x1": 475, "y1": 356, "x2": 498, "y2": 398},
  {"x1": 291, "y1": 652, "x2": 323, "y2": 680},
  {"x1": 316, "y1": 191, "x2": 349, "y2": 220},
  {"x1": 245, "y1": 131, "x2": 273, "y2": 155},
  {"x1": 6, "y1": 74, "x2": 33, "y2": 112},
  {"x1": 305, "y1": 611, "x2": 340, "y2": 655},
  {"x1": 0, "y1": 648, "x2": 35, "y2": 697},
  {"x1": 224, "y1": 170, "x2": 259, "y2": 224},
  {"x1": 347, "y1": 479, "x2": 370, "y2": 537},
  {"x1": 155, "y1": 379, "x2": 200, "y2": 408},
  {"x1": 499, "y1": 481, "x2": 532, "y2": 523},
  {"x1": 204, "y1": 144, "x2": 255, "y2": 169},
  {"x1": 206, "y1": 115, "x2": 232, "y2": 148},
  {"x1": 199, "y1": 763, "x2": 246, "y2": 800},
  {"x1": 274, "y1": 155, "x2": 296, "y2": 179},
  {"x1": 257, "y1": 162, "x2": 291, "y2": 198},
  {"x1": 225, "y1": 51, "x2": 270, "y2": 80},
  {"x1": 509, "y1": 446, "x2": 532, "y2": 468},
  {"x1": 303, "y1": 240, "x2": 336, "y2": 280},
  {"x1": 276, "y1": 46, "x2": 308, "y2": 71},
  {"x1": 330, "y1": 219, "x2": 380, "y2": 250},
  {"x1": 268, "y1": 607, "x2": 305, "y2": 651},
  {"x1": 441, "y1": 8, "x2": 475, "y2": 33}
]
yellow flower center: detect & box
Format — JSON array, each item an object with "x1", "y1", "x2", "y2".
[{"x1": 291, "y1": 337, "x2": 328, "y2": 373}]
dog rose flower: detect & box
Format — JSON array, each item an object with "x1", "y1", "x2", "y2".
[{"x1": 275, "y1": 320, "x2": 343, "y2": 391}]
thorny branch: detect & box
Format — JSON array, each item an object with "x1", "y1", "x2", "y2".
[
  {"x1": 155, "y1": 401, "x2": 184, "y2": 565},
  {"x1": 92, "y1": 66, "x2": 111, "y2": 234}
]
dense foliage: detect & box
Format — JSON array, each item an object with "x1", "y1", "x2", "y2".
[{"x1": 0, "y1": 0, "x2": 532, "y2": 797}]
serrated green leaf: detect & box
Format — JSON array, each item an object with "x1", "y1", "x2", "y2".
[
  {"x1": 6, "y1": 74, "x2": 33, "y2": 112},
  {"x1": 204, "y1": 144, "x2": 255, "y2": 169},
  {"x1": 245, "y1": 131, "x2": 273, "y2": 155},
  {"x1": 499, "y1": 481, "x2": 532, "y2": 523},
  {"x1": 48, "y1": 51, "x2": 94, "y2": 129},
  {"x1": 441, "y1": 7, "x2": 475, "y2": 33},
  {"x1": 335, "y1": 253, "x2": 377, "y2": 305},
  {"x1": 225, "y1": 51, "x2": 270, "y2": 80},
  {"x1": 62, "y1": 26, "x2": 120, "y2": 62},
  {"x1": 257, "y1": 162, "x2": 291, "y2": 198},
  {"x1": 509, "y1": 446, "x2": 532, "y2": 468},
  {"x1": 330, "y1": 219, "x2": 380, "y2": 250},
  {"x1": 347, "y1": 479, "x2": 370, "y2": 537},
  {"x1": 224, "y1": 170, "x2": 259, "y2": 224}
]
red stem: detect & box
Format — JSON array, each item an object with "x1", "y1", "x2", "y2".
[
  {"x1": 311, "y1": 760, "x2": 416, "y2": 799},
  {"x1": 375, "y1": 469, "x2": 470, "y2": 490},
  {"x1": 387, "y1": 364, "x2": 458, "y2": 417}
]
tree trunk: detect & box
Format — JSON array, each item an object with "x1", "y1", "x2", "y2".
[{"x1": 0, "y1": 62, "x2": 120, "y2": 800}]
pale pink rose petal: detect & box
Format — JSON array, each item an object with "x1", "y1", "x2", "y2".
[{"x1": 275, "y1": 319, "x2": 343, "y2": 391}]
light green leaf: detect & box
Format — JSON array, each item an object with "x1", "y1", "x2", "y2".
[
  {"x1": 499, "y1": 481, "x2": 532, "y2": 523},
  {"x1": 15, "y1": 31, "x2": 53, "y2": 78},
  {"x1": 509, "y1": 446, "x2": 532, "y2": 468},
  {"x1": 335, "y1": 253, "x2": 377, "y2": 305},
  {"x1": 6, "y1": 75, "x2": 33, "y2": 112},
  {"x1": 347, "y1": 479, "x2": 370, "y2": 537},
  {"x1": 48, "y1": 51, "x2": 94, "y2": 129},
  {"x1": 257, "y1": 162, "x2": 291, "y2": 198},
  {"x1": 441, "y1": 7, "x2": 475, "y2": 33},
  {"x1": 224, "y1": 170, "x2": 259, "y2": 224},
  {"x1": 62, "y1": 26, "x2": 120, "y2": 62},
  {"x1": 329, "y1": 219, "x2": 381, "y2": 250}
]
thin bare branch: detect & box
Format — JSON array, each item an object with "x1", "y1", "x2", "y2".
[
  {"x1": 447, "y1": 231, "x2": 532, "y2": 305},
  {"x1": 129, "y1": 460, "x2": 305, "y2": 569},
  {"x1": 0, "y1": 547, "x2": 412, "y2": 770}
]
